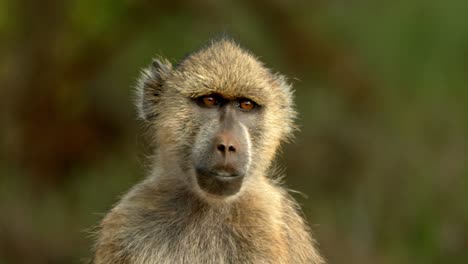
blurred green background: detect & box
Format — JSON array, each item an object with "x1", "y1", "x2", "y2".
[{"x1": 1, "y1": 0, "x2": 467, "y2": 263}]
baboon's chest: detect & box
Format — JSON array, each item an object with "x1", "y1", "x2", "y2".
[{"x1": 136, "y1": 212, "x2": 275, "y2": 264}]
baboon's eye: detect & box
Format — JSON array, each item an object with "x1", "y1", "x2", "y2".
[
  {"x1": 238, "y1": 98, "x2": 256, "y2": 111},
  {"x1": 199, "y1": 95, "x2": 220, "y2": 107}
]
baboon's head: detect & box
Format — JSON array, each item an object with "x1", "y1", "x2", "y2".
[{"x1": 136, "y1": 39, "x2": 296, "y2": 198}]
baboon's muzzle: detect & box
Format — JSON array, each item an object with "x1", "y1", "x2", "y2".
[{"x1": 194, "y1": 107, "x2": 250, "y2": 196}]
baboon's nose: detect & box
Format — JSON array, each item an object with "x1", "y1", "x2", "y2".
[
  {"x1": 217, "y1": 144, "x2": 236, "y2": 153},
  {"x1": 215, "y1": 132, "x2": 238, "y2": 157}
]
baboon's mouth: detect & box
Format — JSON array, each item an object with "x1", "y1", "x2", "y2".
[
  {"x1": 203, "y1": 169, "x2": 245, "y2": 180},
  {"x1": 195, "y1": 167, "x2": 245, "y2": 196},
  {"x1": 212, "y1": 171, "x2": 243, "y2": 178}
]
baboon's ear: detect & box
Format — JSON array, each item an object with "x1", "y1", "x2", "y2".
[{"x1": 135, "y1": 58, "x2": 172, "y2": 121}]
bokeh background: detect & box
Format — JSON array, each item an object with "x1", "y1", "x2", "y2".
[{"x1": 1, "y1": 0, "x2": 467, "y2": 263}]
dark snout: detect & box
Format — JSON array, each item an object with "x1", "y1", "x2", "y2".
[{"x1": 194, "y1": 108, "x2": 250, "y2": 196}]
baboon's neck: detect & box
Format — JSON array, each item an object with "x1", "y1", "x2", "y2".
[{"x1": 137, "y1": 174, "x2": 277, "y2": 227}]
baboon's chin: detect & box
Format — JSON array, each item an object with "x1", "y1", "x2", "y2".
[{"x1": 195, "y1": 169, "x2": 244, "y2": 197}]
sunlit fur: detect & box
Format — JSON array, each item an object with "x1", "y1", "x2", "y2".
[{"x1": 94, "y1": 39, "x2": 324, "y2": 264}]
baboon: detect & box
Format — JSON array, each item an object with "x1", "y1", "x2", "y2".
[{"x1": 94, "y1": 39, "x2": 324, "y2": 264}]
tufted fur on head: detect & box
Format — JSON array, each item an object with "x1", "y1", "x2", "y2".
[{"x1": 135, "y1": 39, "x2": 297, "y2": 172}]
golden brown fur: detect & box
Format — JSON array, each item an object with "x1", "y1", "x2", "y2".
[{"x1": 94, "y1": 39, "x2": 324, "y2": 264}]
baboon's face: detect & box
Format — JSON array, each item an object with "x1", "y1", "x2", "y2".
[
  {"x1": 137, "y1": 40, "x2": 296, "y2": 198},
  {"x1": 190, "y1": 94, "x2": 258, "y2": 196}
]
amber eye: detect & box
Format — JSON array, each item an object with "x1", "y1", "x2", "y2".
[
  {"x1": 239, "y1": 99, "x2": 255, "y2": 111},
  {"x1": 200, "y1": 95, "x2": 219, "y2": 107}
]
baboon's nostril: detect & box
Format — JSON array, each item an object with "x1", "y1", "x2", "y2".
[
  {"x1": 228, "y1": 145, "x2": 236, "y2": 152},
  {"x1": 217, "y1": 144, "x2": 226, "y2": 153}
]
